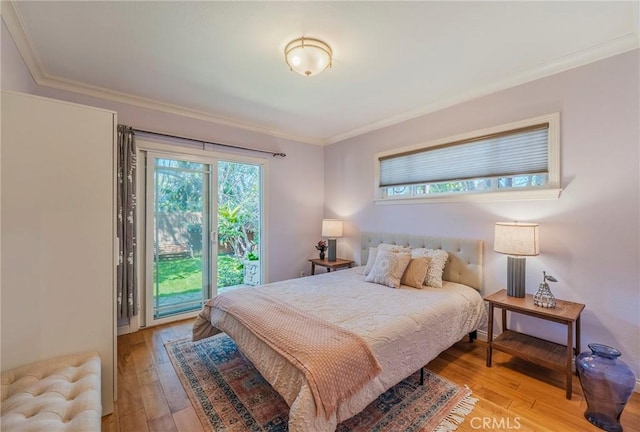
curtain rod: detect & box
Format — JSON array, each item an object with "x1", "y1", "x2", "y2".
[{"x1": 131, "y1": 128, "x2": 286, "y2": 158}]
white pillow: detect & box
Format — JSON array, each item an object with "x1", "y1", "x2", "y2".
[
  {"x1": 411, "y1": 248, "x2": 449, "y2": 288},
  {"x1": 363, "y1": 244, "x2": 411, "y2": 275},
  {"x1": 400, "y1": 256, "x2": 431, "y2": 289},
  {"x1": 363, "y1": 247, "x2": 378, "y2": 276},
  {"x1": 364, "y1": 249, "x2": 411, "y2": 288}
]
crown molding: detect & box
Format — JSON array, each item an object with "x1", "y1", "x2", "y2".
[
  {"x1": 35, "y1": 73, "x2": 325, "y2": 146},
  {"x1": 1, "y1": 1, "x2": 46, "y2": 84},
  {"x1": 325, "y1": 32, "x2": 639, "y2": 145}
]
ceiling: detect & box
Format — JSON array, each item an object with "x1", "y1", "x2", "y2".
[{"x1": 3, "y1": 1, "x2": 638, "y2": 145}]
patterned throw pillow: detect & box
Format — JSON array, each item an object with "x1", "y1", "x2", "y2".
[
  {"x1": 411, "y1": 248, "x2": 449, "y2": 288},
  {"x1": 400, "y1": 256, "x2": 432, "y2": 289},
  {"x1": 364, "y1": 249, "x2": 411, "y2": 288},
  {"x1": 363, "y1": 244, "x2": 411, "y2": 276}
]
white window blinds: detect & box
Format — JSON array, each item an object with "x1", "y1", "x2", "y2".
[{"x1": 379, "y1": 124, "x2": 549, "y2": 187}]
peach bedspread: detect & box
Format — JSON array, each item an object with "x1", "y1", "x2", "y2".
[{"x1": 211, "y1": 290, "x2": 381, "y2": 419}]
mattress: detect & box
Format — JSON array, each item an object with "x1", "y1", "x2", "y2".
[{"x1": 206, "y1": 266, "x2": 487, "y2": 432}]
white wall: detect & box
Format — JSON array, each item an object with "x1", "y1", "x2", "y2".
[
  {"x1": 325, "y1": 50, "x2": 640, "y2": 378},
  {"x1": 0, "y1": 19, "x2": 326, "y2": 285}
]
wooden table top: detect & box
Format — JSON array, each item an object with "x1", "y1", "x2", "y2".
[{"x1": 485, "y1": 289, "x2": 585, "y2": 322}]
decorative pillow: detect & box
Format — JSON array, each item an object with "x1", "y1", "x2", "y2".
[
  {"x1": 363, "y1": 247, "x2": 378, "y2": 275},
  {"x1": 364, "y1": 249, "x2": 411, "y2": 288},
  {"x1": 411, "y1": 248, "x2": 449, "y2": 288},
  {"x1": 400, "y1": 256, "x2": 432, "y2": 289},
  {"x1": 378, "y1": 243, "x2": 411, "y2": 254},
  {"x1": 364, "y1": 244, "x2": 411, "y2": 276}
]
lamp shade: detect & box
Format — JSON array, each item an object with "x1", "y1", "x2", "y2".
[
  {"x1": 321, "y1": 219, "x2": 343, "y2": 238},
  {"x1": 284, "y1": 37, "x2": 332, "y2": 77},
  {"x1": 494, "y1": 222, "x2": 539, "y2": 256}
]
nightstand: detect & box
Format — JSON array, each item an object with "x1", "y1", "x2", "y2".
[
  {"x1": 308, "y1": 258, "x2": 354, "y2": 275},
  {"x1": 485, "y1": 289, "x2": 585, "y2": 399}
]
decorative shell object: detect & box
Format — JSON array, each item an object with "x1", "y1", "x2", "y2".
[{"x1": 534, "y1": 271, "x2": 557, "y2": 308}]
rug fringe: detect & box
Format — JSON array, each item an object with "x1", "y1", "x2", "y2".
[{"x1": 434, "y1": 386, "x2": 479, "y2": 432}]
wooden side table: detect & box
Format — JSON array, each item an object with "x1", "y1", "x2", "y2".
[
  {"x1": 309, "y1": 258, "x2": 355, "y2": 275},
  {"x1": 485, "y1": 289, "x2": 585, "y2": 399}
]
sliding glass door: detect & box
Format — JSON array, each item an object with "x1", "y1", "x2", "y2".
[
  {"x1": 146, "y1": 154, "x2": 213, "y2": 323},
  {"x1": 144, "y1": 151, "x2": 263, "y2": 326}
]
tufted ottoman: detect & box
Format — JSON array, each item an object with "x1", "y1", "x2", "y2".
[{"x1": 1, "y1": 352, "x2": 102, "y2": 432}]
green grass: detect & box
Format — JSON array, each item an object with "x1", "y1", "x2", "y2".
[{"x1": 155, "y1": 254, "x2": 244, "y2": 297}]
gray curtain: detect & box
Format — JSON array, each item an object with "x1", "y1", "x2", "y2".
[{"x1": 117, "y1": 125, "x2": 138, "y2": 318}]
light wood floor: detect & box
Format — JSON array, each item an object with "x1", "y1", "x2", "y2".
[{"x1": 103, "y1": 319, "x2": 639, "y2": 432}]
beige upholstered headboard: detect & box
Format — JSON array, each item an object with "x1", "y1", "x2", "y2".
[{"x1": 361, "y1": 232, "x2": 483, "y2": 291}]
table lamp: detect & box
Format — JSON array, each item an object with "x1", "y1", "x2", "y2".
[
  {"x1": 494, "y1": 222, "x2": 539, "y2": 297},
  {"x1": 321, "y1": 219, "x2": 343, "y2": 262}
]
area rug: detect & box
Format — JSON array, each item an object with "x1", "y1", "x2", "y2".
[{"x1": 166, "y1": 333, "x2": 477, "y2": 431}]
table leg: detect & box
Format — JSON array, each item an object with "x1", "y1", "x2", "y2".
[
  {"x1": 502, "y1": 308, "x2": 507, "y2": 332},
  {"x1": 486, "y1": 303, "x2": 494, "y2": 367},
  {"x1": 566, "y1": 321, "x2": 574, "y2": 399},
  {"x1": 575, "y1": 316, "x2": 580, "y2": 356},
  {"x1": 575, "y1": 316, "x2": 582, "y2": 369},
  {"x1": 311, "y1": 262, "x2": 316, "y2": 275}
]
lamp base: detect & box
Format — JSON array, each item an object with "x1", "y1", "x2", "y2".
[
  {"x1": 507, "y1": 256, "x2": 526, "y2": 297},
  {"x1": 327, "y1": 238, "x2": 337, "y2": 262}
]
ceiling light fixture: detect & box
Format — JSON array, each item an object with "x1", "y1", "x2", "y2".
[{"x1": 284, "y1": 36, "x2": 332, "y2": 77}]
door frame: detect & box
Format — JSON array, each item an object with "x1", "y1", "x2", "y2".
[{"x1": 136, "y1": 139, "x2": 269, "y2": 328}]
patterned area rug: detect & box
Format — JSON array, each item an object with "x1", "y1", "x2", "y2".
[{"x1": 166, "y1": 333, "x2": 477, "y2": 432}]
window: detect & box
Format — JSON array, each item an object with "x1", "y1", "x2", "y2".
[{"x1": 375, "y1": 113, "x2": 561, "y2": 203}]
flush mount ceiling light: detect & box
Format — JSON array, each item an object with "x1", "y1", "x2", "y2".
[{"x1": 284, "y1": 37, "x2": 333, "y2": 77}]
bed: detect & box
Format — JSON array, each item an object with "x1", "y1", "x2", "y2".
[{"x1": 193, "y1": 232, "x2": 486, "y2": 431}]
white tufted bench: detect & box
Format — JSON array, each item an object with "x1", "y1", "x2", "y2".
[{"x1": 1, "y1": 352, "x2": 102, "y2": 432}]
